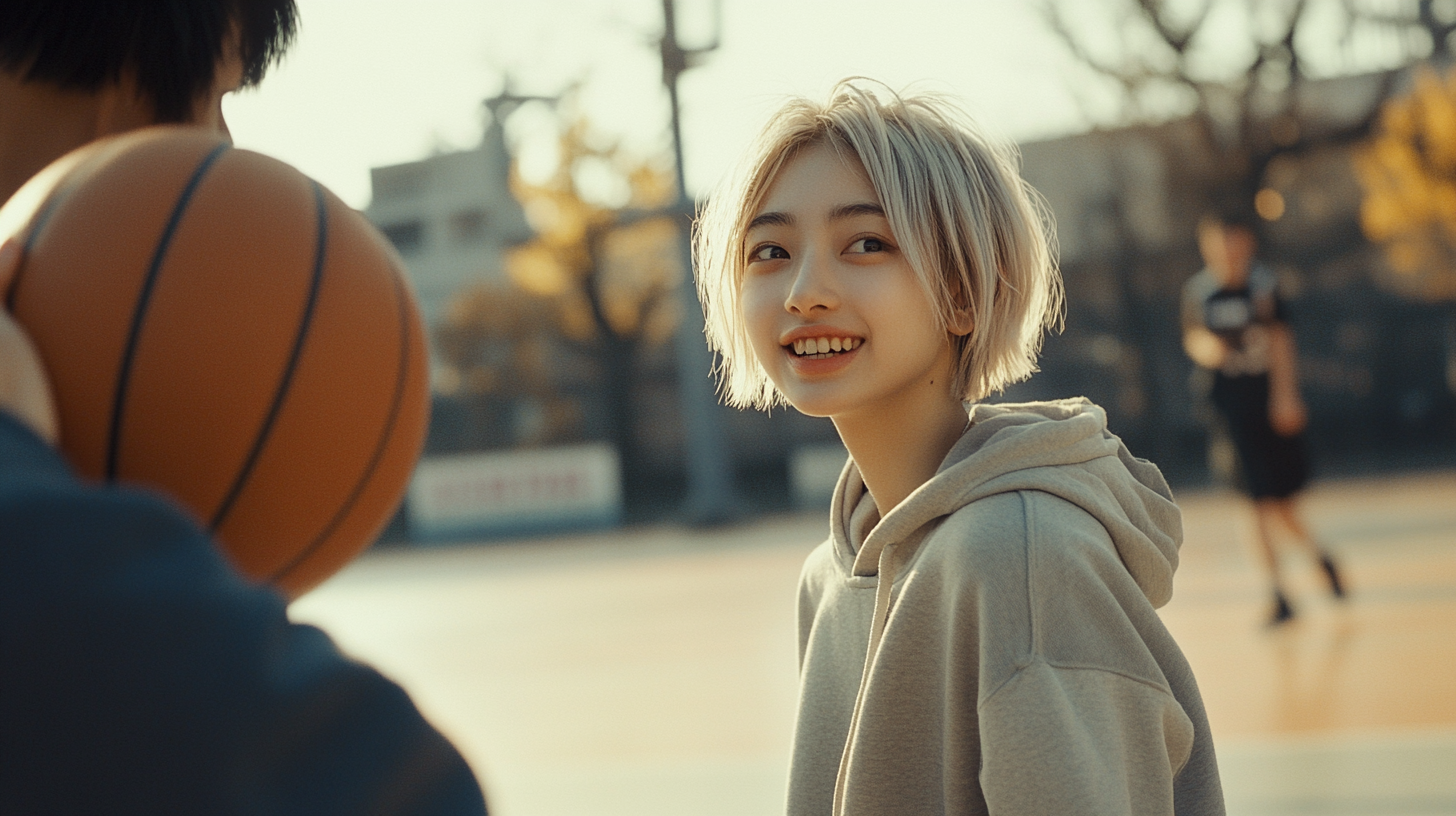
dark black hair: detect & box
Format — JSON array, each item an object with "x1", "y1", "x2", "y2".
[
  {"x1": 0, "y1": 0, "x2": 297, "y2": 122},
  {"x1": 1202, "y1": 191, "x2": 1260, "y2": 234}
]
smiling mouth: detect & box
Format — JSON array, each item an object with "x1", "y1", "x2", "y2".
[{"x1": 789, "y1": 336, "x2": 863, "y2": 358}]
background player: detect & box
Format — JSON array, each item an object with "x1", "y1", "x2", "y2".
[{"x1": 1182, "y1": 207, "x2": 1346, "y2": 625}]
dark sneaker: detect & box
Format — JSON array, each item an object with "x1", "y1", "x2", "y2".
[
  {"x1": 1270, "y1": 590, "x2": 1295, "y2": 626},
  {"x1": 1320, "y1": 553, "x2": 1346, "y2": 599}
]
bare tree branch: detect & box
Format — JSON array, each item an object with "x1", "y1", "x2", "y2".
[
  {"x1": 1037, "y1": 0, "x2": 1140, "y2": 86},
  {"x1": 1040, "y1": 0, "x2": 1205, "y2": 119},
  {"x1": 1344, "y1": 0, "x2": 1456, "y2": 61},
  {"x1": 1281, "y1": 0, "x2": 1310, "y2": 82},
  {"x1": 1136, "y1": 0, "x2": 1213, "y2": 54}
]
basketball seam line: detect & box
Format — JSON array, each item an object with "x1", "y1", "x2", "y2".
[
  {"x1": 208, "y1": 179, "x2": 329, "y2": 533},
  {"x1": 4, "y1": 189, "x2": 66, "y2": 310},
  {"x1": 106, "y1": 142, "x2": 232, "y2": 481},
  {"x1": 272, "y1": 199, "x2": 414, "y2": 586},
  {"x1": 20, "y1": 183, "x2": 70, "y2": 255},
  {"x1": 7, "y1": 142, "x2": 127, "y2": 310}
]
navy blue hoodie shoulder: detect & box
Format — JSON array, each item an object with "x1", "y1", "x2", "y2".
[{"x1": 0, "y1": 412, "x2": 487, "y2": 816}]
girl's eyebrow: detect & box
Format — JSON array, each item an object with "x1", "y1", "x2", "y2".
[
  {"x1": 828, "y1": 201, "x2": 886, "y2": 221},
  {"x1": 747, "y1": 211, "x2": 793, "y2": 231},
  {"x1": 746, "y1": 201, "x2": 885, "y2": 233}
]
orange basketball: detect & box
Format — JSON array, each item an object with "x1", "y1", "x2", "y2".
[{"x1": 0, "y1": 126, "x2": 429, "y2": 599}]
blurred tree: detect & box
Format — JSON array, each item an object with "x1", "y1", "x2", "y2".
[
  {"x1": 434, "y1": 104, "x2": 682, "y2": 495},
  {"x1": 433, "y1": 285, "x2": 570, "y2": 446},
  {"x1": 1037, "y1": 0, "x2": 1449, "y2": 212},
  {"x1": 1357, "y1": 64, "x2": 1456, "y2": 301}
]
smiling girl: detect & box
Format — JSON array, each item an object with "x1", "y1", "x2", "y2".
[{"x1": 695, "y1": 80, "x2": 1224, "y2": 815}]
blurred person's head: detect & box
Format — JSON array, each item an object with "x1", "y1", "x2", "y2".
[
  {"x1": 1197, "y1": 204, "x2": 1260, "y2": 288},
  {"x1": 695, "y1": 77, "x2": 1063, "y2": 410},
  {"x1": 0, "y1": 0, "x2": 298, "y2": 201}
]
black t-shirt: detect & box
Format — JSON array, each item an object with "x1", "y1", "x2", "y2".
[{"x1": 1182, "y1": 263, "x2": 1286, "y2": 378}]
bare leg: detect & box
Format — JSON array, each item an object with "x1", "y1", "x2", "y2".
[
  {"x1": 1270, "y1": 497, "x2": 1321, "y2": 555},
  {"x1": 1272, "y1": 496, "x2": 1347, "y2": 598},
  {"x1": 1253, "y1": 500, "x2": 1285, "y2": 586},
  {"x1": 1254, "y1": 499, "x2": 1296, "y2": 623}
]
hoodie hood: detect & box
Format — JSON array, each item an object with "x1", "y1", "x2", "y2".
[{"x1": 831, "y1": 397, "x2": 1182, "y2": 608}]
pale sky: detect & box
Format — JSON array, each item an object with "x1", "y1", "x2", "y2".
[
  {"x1": 220, "y1": 0, "x2": 1412, "y2": 210},
  {"x1": 221, "y1": 0, "x2": 1123, "y2": 210}
]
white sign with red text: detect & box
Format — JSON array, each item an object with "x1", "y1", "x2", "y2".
[{"x1": 407, "y1": 443, "x2": 621, "y2": 541}]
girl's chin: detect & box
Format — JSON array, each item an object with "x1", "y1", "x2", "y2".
[
  {"x1": 784, "y1": 401, "x2": 835, "y2": 419},
  {"x1": 773, "y1": 387, "x2": 851, "y2": 420}
]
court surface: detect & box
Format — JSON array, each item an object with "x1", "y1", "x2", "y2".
[{"x1": 292, "y1": 469, "x2": 1456, "y2": 816}]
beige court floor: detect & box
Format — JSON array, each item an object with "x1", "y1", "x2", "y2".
[{"x1": 291, "y1": 469, "x2": 1456, "y2": 816}]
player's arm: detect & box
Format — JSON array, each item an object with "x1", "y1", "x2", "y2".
[
  {"x1": 1266, "y1": 322, "x2": 1306, "y2": 435},
  {"x1": 1179, "y1": 284, "x2": 1229, "y2": 370},
  {"x1": 1182, "y1": 325, "x2": 1229, "y2": 370}
]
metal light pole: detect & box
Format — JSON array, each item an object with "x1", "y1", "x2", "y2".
[{"x1": 660, "y1": 0, "x2": 737, "y2": 525}]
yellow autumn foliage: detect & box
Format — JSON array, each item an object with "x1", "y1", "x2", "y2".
[
  {"x1": 498, "y1": 112, "x2": 683, "y2": 334},
  {"x1": 438, "y1": 105, "x2": 684, "y2": 409},
  {"x1": 1356, "y1": 65, "x2": 1456, "y2": 300}
]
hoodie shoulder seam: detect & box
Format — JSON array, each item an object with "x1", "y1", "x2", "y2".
[{"x1": 978, "y1": 656, "x2": 1182, "y2": 712}]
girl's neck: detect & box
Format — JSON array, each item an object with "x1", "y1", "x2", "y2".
[{"x1": 832, "y1": 385, "x2": 969, "y2": 522}]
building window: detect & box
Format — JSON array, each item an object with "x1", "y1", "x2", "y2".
[
  {"x1": 450, "y1": 209, "x2": 487, "y2": 245},
  {"x1": 381, "y1": 221, "x2": 424, "y2": 255},
  {"x1": 371, "y1": 165, "x2": 426, "y2": 201}
]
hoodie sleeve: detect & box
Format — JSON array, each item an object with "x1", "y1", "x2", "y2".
[
  {"x1": 974, "y1": 490, "x2": 1203, "y2": 816},
  {"x1": 0, "y1": 411, "x2": 488, "y2": 815},
  {"x1": 978, "y1": 659, "x2": 1195, "y2": 814}
]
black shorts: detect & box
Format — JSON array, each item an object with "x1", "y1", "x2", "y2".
[{"x1": 1211, "y1": 374, "x2": 1309, "y2": 499}]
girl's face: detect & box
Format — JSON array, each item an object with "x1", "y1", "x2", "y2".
[{"x1": 739, "y1": 143, "x2": 966, "y2": 421}]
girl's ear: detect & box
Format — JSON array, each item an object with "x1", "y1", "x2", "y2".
[
  {"x1": 944, "y1": 276, "x2": 975, "y2": 337},
  {"x1": 948, "y1": 306, "x2": 975, "y2": 337}
]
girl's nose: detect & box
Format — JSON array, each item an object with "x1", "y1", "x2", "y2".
[{"x1": 784, "y1": 250, "x2": 837, "y2": 315}]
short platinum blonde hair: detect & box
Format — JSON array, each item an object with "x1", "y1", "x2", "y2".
[{"x1": 694, "y1": 78, "x2": 1064, "y2": 410}]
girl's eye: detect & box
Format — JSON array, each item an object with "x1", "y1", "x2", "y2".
[
  {"x1": 750, "y1": 244, "x2": 789, "y2": 261},
  {"x1": 848, "y1": 237, "x2": 886, "y2": 253}
]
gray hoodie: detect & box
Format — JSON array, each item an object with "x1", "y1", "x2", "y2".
[{"x1": 788, "y1": 399, "x2": 1224, "y2": 816}]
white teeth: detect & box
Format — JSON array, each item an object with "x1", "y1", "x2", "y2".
[{"x1": 790, "y1": 336, "x2": 861, "y2": 355}]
